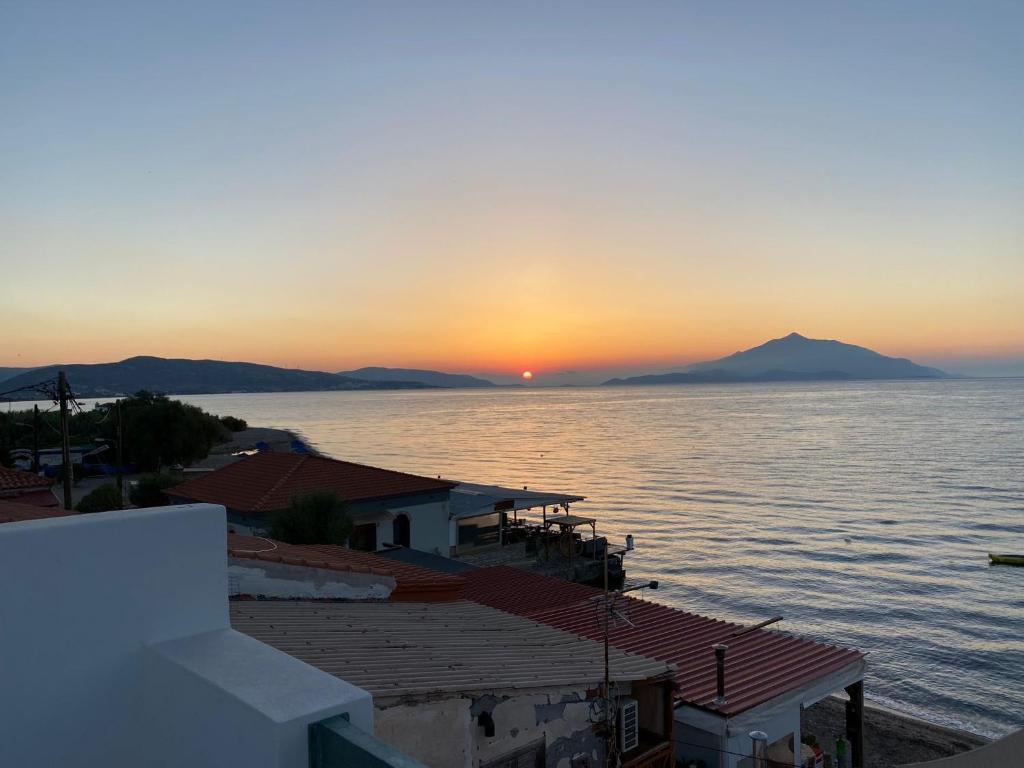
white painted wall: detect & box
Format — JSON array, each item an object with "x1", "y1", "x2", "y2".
[
  {"x1": 388, "y1": 498, "x2": 450, "y2": 555},
  {"x1": 145, "y1": 628, "x2": 372, "y2": 767},
  {"x1": 0, "y1": 504, "x2": 374, "y2": 768}
]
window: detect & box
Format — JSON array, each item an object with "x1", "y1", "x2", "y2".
[{"x1": 392, "y1": 514, "x2": 410, "y2": 548}]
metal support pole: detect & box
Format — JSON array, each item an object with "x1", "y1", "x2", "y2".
[
  {"x1": 115, "y1": 399, "x2": 124, "y2": 508},
  {"x1": 749, "y1": 731, "x2": 768, "y2": 768},
  {"x1": 31, "y1": 404, "x2": 40, "y2": 473},
  {"x1": 845, "y1": 681, "x2": 865, "y2": 768},
  {"x1": 603, "y1": 546, "x2": 612, "y2": 768},
  {"x1": 58, "y1": 371, "x2": 73, "y2": 510}
]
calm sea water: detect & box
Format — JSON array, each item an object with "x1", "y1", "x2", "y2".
[{"x1": 180, "y1": 380, "x2": 1024, "y2": 738}]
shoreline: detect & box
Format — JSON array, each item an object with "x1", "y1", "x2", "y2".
[
  {"x1": 803, "y1": 696, "x2": 989, "y2": 768},
  {"x1": 194, "y1": 426, "x2": 321, "y2": 470},
  {"x1": 203, "y1": 422, "x2": 1003, "y2": 767}
]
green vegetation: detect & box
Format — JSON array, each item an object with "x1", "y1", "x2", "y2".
[
  {"x1": 0, "y1": 391, "x2": 240, "y2": 473},
  {"x1": 218, "y1": 415, "x2": 248, "y2": 432},
  {"x1": 129, "y1": 473, "x2": 179, "y2": 507},
  {"x1": 269, "y1": 490, "x2": 353, "y2": 546},
  {"x1": 76, "y1": 484, "x2": 123, "y2": 513}
]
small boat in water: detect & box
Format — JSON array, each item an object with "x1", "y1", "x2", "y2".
[{"x1": 989, "y1": 553, "x2": 1024, "y2": 567}]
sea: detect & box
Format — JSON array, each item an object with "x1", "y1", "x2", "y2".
[{"x1": 94, "y1": 380, "x2": 1024, "y2": 737}]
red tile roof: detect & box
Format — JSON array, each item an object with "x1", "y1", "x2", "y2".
[
  {"x1": 228, "y1": 533, "x2": 464, "y2": 602},
  {"x1": 0, "y1": 499, "x2": 72, "y2": 523},
  {"x1": 460, "y1": 566, "x2": 864, "y2": 717},
  {"x1": 0, "y1": 466, "x2": 53, "y2": 494},
  {"x1": 169, "y1": 452, "x2": 456, "y2": 514}
]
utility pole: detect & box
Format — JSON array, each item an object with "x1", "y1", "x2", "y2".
[
  {"x1": 603, "y1": 547, "x2": 612, "y2": 768},
  {"x1": 32, "y1": 404, "x2": 40, "y2": 473},
  {"x1": 115, "y1": 399, "x2": 124, "y2": 508},
  {"x1": 58, "y1": 370, "x2": 73, "y2": 510}
]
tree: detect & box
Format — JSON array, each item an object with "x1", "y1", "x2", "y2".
[
  {"x1": 269, "y1": 490, "x2": 353, "y2": 546},
  {"x1": 116, "y1": 391, "x2": 230, "y2": 471},
  {"x1": 76, "y1": 484, "x2": 123, "y2": 513},
  {"x1": 129, "y1": 473, "x2": 178, "y2": 508}
]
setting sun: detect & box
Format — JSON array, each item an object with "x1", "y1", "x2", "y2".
[{"x1": 521, "y1": 371, "x2": 533, "y2": 380}]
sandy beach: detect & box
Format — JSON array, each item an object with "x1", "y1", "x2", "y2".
[
  {"x1": 803, "y1": 696, "x2": 989, "y2": 768},
  {"x1": 194, "y1": 426, "x2": 319, "y2": 469}
]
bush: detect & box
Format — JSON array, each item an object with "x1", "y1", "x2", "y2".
[
  {"x1": 130, "y1": 473, "x2": 179, "y2": 508},
  {"x1": 76, "y1": 484, "x2": 123, "y2": 513},
  {"x1": 219, "y1": 415, "x2": 248, "y2": 432},
  {"x1": 269, "y1": 490, "x2": 353, "y2": 546}
]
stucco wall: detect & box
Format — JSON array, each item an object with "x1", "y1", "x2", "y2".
[
  {"x1": 389, "y1": 498, "x2": 450, "y2": 555},
  {"x1": 373, "y1": 688, "x2": 607, "y2": 768},
  {"x1": 0, "y1": 505, "x2": 228, "y2": 768},
  {"x1": 144, "y1": 628, "x2": 373, "y2": 767},
  {"x1": 0, "y1": 504, "x2": 375, "y2": 768}
]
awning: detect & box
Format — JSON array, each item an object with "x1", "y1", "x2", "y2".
[
  {"x1": 449, "y1": 481, "x2": 584, "y2": 520},
  {"x1": 544, "y1": 514, "x2": 596, "y2": 528}
]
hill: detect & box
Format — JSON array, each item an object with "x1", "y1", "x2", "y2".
[
  {"x1": 337, "y1": 367, "x2": 495, "y2": 388},
  {"x1": 604, "y1": 333, "x2": 947, "y2": 385},
  {"x1": 0, "y1": 367, "x2": 36, "y2": 383},
  {"x1": 0, "y1": 357, "x2": 432, "y2": 398}
]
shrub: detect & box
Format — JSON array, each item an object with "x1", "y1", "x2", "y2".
[
  {"x1": 219, "y1": 415, "x2": 248, "y2": 432},
  {"x1": 269, "y1": 490, "x2": 353, "y2": 546},
  {"x1": 76, "y1": 484, "x2": 123, "y2": 513},
  {"x1": 129, "y1": 473, "x2": 179, "y2": 508}
]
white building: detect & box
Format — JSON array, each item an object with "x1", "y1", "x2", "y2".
[
  {"x1": 168, "y1": 452, "x2": 456, "y2": 554},
  {"x1": 0, "y1": 500, "x2": 422, "y2": 768}
]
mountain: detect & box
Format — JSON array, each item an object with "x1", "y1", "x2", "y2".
[
  {"x1": 604, "y1": 333, "x2": 947, "y2": 385},
  {"x1": 337, "y1": 367, "x2": 495, "y2": 388},
  {"x1": 0, "y1": 367, "x2": 37, "y2": 383},
  {"x1": 0, "y1": 357, "x2": 432, "y2": 399}
]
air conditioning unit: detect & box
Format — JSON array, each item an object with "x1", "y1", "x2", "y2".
[{"x1": 618, "y1": 698, "x2": 639, "y2": 753}]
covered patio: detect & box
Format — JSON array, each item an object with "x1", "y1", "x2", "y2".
[{"x1": 448, "y1": 480, "x2": 631, "y2": 584}]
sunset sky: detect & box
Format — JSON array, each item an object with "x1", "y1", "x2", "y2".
[{"x1": 2, "y1": 2, "x2": 1022, "y2": 378}]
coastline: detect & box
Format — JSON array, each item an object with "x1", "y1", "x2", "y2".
[
  {"x1": 803, "y1": 696, "x2": 989, "y2": 768},
  {"x1": 204, "y1": 421, "x2": 1001, "y2": 767},
  {"x1": 195, "y1": 426, "x2": 321, "y2": 470}
]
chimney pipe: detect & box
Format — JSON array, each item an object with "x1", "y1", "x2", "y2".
[
  {"x1": 713, "y1": 644, "x2": 728, "y2": 704},
  {"x1": 750, "y1": 731, "x2": 768, "y2": 768}
]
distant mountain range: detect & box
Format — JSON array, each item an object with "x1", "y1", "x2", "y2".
[
  {"x1": 603, "y1": 333, "x2": 948, "y2": 385},
  {"x1": 337, "y1": 367, "x2": 495, "y2": 388},
  {"x1": 0, "y1": 357, "x2": 435, "y2": 399}
]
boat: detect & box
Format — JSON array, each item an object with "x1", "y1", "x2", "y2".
[{"x1": 988, "y1": 553, "x2": 1024, "y2": 567}]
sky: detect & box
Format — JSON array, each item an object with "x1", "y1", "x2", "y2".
[{"x1": 2, "y1": 1, "x2": 1022, "y2": 379}]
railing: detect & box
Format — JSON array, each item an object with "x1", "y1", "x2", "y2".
[{"x1": 310, "y1": 714, "x2": 428, "y2": 768}]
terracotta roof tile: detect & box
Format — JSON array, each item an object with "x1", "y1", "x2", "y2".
[
  {"x1": 460, "y1": 565, "x2": 865, "y2": 717},
  {"x1": 228, "y1": 533, "x2": 464, "y2": 601},
  {"x1": 169, "y1": 452, "x2": 455, "y2": 514},
  {"x1": 0, "y1": 467, "x2": 53, "y2": 493},
  {"x1": 0, "y1": 499, "x2": 72, "y2": 523}
]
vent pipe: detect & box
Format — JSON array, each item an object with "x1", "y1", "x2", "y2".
[
  {"x1": 713, "y1": 643, "x2": 728, "y2": 704},
  {"x1": 749, "y1": 731, "x2": 768, "y2": 768}
]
